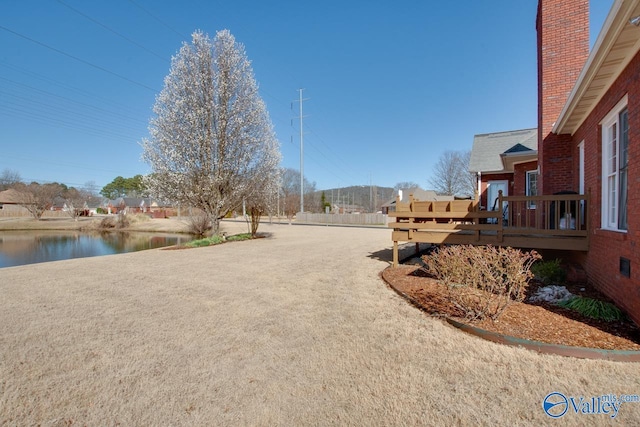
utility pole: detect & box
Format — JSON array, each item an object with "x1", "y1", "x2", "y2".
[{"x1": 293, "y1": 89, "x2": 309, "y2": 213}]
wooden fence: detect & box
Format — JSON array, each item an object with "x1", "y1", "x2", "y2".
[{"x1": 295, "y1": 212, "x2": 387, "y2": 226}]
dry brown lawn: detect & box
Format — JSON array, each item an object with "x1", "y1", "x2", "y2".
[{"x1": 1, "y1": 220, "x2": 639, "y2": 426}]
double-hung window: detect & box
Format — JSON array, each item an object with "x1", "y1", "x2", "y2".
[{"x1": 601, "y1": 96, "x2": 628, "y2": 231}]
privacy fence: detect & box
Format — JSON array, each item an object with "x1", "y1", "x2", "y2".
[{"x1": 294, "y1": 212, "x2": 388, "y2": 226}]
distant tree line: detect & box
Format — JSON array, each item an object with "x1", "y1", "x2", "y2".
[
  {"x1": 0, "y1": 168, "x2": 98, "y2": 221},
  {"x1": 100, "y1": 175, "x2": 147, "y2": 199}
]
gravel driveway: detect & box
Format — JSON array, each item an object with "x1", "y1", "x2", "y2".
[{"x1": 1, "y1": 221, "x2": 639, "y2": 426}]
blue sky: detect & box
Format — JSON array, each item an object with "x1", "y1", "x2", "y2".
[{"x1": 1, "y1": 1, "x2": 611, "y2": 192}]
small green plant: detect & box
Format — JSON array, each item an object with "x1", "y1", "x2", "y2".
[
  {"x1": 531, "y1": 258, "x2": 567, "y2": 285},
  {"x1": 558, "y1": 296, "x2": 625, "y2": 322},
  {"x1": 226, "y1": 233, "x2": 252, "y2": 242},
  {"x1": 184, "y1": 233, "x2": 252, "y2": 248},
  {"x1": 185, "y1": 235, "x2": 224, "y2": 248}
]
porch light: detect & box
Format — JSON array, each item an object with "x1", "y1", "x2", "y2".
[{"x1": 629, "y1": 16, "x2": 640, "y2": 26}]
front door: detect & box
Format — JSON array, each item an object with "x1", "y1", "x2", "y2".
[{"x1": 488, "y1": 180, "x2": 509, "y2": 223}]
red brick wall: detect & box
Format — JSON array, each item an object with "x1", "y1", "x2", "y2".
[
  {"x1": 513, "y1": 161, "x2": 538, "y2": 196},
  {"x1": 537, "y1": 0, "x2": 589, "y2": 195},
  {"x1": 568, "y1": 49, "x2": 640, "y2": 325},
  {"x1": 540, "y1": 133, "x2": 575, "y2": 195},
  {"x1": 537, "y1": 0, "x2": 640, "y2": 324}
]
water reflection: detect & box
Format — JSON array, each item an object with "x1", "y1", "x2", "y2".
[{"x1": 0, "y1": 231, "x2": 195, "y2": 268}]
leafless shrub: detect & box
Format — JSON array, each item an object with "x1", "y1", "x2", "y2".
[
  {"x1": 422, "y1": 245, "x2": 541, "y2": 321},
  {"x1": 188, "y1": 213, "x2": 212, "y2": 236},
  {"x1": 100, "y1": 216, "x2": 116, "y2": 229},
  {"x1": 116, "y1": 212, "x2": 130, "y2": 228},
  {"x1": 99, "y1": 212, "x2": 130, "y2": 229}
]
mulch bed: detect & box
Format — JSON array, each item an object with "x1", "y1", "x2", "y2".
[{"x1": 382, "y1": 265, "x2": 640, "y2": 351}]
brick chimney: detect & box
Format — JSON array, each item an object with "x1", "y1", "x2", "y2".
[{"x1": 537, "y1": 0, "x2": 589, "y2": 195}]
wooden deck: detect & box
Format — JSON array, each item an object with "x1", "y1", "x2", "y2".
[{"x1": 388, "y1": 192, "x2": 589, "y2": 267}]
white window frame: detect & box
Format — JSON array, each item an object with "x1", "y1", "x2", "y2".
[
  {"x1": 578, "y1": 141, "x2": 585, "y2": 226},
  {"x1": 526, "y1": 170, "x2": 538, "y2": 208},
  {"x1": 600, "y1": 95, "x2": 628, "y2": 231}
]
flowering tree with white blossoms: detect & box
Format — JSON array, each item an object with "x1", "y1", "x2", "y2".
[{"x1": 142, "y1": 29, "x2": 281, "y2": 235}]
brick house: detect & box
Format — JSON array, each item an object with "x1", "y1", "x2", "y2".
[
  {"x1": 469, "y1": 128, "x2": 538, "y2": 213},
  {"x1": 537, "y1": 0, "x2": 640, "y2": 324}
]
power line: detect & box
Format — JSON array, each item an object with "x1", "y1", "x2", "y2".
[
  {"x1": 0, "y1": 105, "x2": 138, "y2": 142},
  {"x1": 56, "y1": 0, "x2": 170, "y2": 63},
  {"x1": 0, "y1": 77, "x2": 145, "y2": 127},
  {"x1": 0, "y1": 61, "x2": 149, "y2": 118},
  {"x1": 0, "y1": 24, "x2": 158, "y2": 92},
  {"x1": 127, "y1": 0, "x2": 188, "y2": 39}
]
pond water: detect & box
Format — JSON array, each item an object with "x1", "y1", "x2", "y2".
[{"x1": 0, "y1": 231, "x2": 196, "y2": 268}]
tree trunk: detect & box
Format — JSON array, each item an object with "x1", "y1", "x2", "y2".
[
  {"x1": 211, "y1": 215, "x2": 221, "y2": 235},
  {"x1": 249, "y1": 207, "x2": 261, "y2": 237}
]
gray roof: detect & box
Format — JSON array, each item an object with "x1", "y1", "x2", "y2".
[
  {"x1": 112, "y1": 197, "x2": 152, "y2": 207},
  {"x1": 469, "y1": 128, "x2": 537, "y2": 173},
  {"x1": 0, "y1": 189, "x2": 23, "y2": 204}
]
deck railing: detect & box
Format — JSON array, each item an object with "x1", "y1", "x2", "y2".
[
  {"x1": 498, "y1": 190, "x2": 589, "y2": 235},
  {"x1": 388, "y1": 191, "x2": 589, "y2": 266}
]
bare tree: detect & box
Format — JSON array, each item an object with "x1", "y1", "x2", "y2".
[
  {"x1": 280, "y1": 168, "x2": 300, "y2": 220},
  {"x1": 0, "y1": 169, "x2": 22, "y2": 191},
  {"x1": 393, "y1": 182, "x2": 420, "y2": 192},
  {"x1": 429, "y1": 150, "x2": 474, "y2": 197},
  {"x1": 142, "y1": 29, "x2": 280, "y2": 235},
  {"x1": 242, "y1": 139, "x2": 281, "y2": 236},
  {"x1": 13, "y1": 182, "x2": 63, "y2": 219},
  {"x1": 62, "y1": 187, "x2": 92, "y2": 221},
  {"x1": 280, "y1": 168, "x2": 316, "y2": 218},
  {"x1": 245, "y1": 165, "x2": 281, "y2": 236},
  {"x1": 82, "y1": 181, "x2": 100, "y2": 197},
  {"x1": 459, "y1": 151, "x2": 477, "y2": 199}
]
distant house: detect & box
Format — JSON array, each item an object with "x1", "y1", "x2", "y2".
[
  {"x1": 0, "y1": 189, "x2": 29, "y2": 215},
  {"x1": 107, "y1": 197, "x2": 174, "y2": 217},
  {"x1": 109, "y1": 197, "x2": 152, "y2": 214},
  {"x1": 469, "y1": 128, "x2": 538, "y2": 211},
  {"x1": 86, "y1": 197, "x2": 106, "y2": 215},
  {"x1": 381, "y1": 188, "x2": 454, "y2": 214},
  {"x1": 51, "y1": 196, "x2": 66, "y2": 211}
]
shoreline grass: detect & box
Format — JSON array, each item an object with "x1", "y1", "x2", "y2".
[{"x1": 184, "y1": 233, "x2": 252, "y2": 248}]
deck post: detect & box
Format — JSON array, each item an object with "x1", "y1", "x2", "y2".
[{"x1": 393, "y1": 240, "x2": 398, "y2": 267}]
